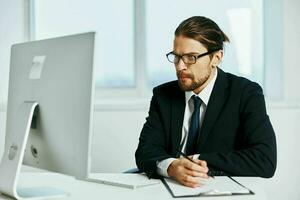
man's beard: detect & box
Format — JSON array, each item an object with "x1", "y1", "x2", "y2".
[{"x1": 177, "y1": 69, "x2": 211, "y2": 91}]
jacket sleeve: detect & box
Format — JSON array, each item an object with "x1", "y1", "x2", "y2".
[
  {"x1": 135, "y1": 87, "x2": 171, "y2": 178},
  {"x1": 199, "y1": 82, "x2": 277, "y2": 178}
]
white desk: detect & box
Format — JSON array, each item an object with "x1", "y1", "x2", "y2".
[{"x1": 0, "y1": 171, "x2": 268, "y2": 200}]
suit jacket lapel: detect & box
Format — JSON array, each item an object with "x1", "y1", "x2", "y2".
[
  {"x1": 171, "y1": 83, "x2": 185, "y2": 156},
  {"x1": 197, "y1": 68, "x2": 229, "y2": 152}
]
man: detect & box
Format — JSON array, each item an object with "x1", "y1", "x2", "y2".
[{"x1": 135, "y1": 16, "x2": 277, "y2": 188}]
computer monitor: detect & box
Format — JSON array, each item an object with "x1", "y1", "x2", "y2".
[{"x1": 0, "y1": 32, "x2": 95, "y2": 199}]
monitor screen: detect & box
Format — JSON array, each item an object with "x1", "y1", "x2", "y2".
[{"x1": 6, "y1": 32, "x2": 95, "y2": 179}]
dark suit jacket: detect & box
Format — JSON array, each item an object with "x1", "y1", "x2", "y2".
[{"x1": 135, "y1": 68, "x2": 277, "y2": 178}]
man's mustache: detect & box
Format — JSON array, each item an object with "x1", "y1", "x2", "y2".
[{"x1": 177, "y1": 71, "x2": 193, "y2": 79}]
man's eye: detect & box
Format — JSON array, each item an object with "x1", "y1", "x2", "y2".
[{"x1": 186, "y1": 55, "x2": 195, "y2": 60}]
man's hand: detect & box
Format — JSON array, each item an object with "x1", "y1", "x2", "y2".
[{"x1": 167, "y1": 157, "x2": 209, "y2": 188}]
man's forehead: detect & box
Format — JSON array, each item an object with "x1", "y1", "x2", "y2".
[{"x1": 173, "y1": 36, "x2": 207, "y2": 53}]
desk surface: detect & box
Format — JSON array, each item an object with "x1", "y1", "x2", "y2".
[{"x1": 0, "y1": 171, "x2": 268, "y2": 200}]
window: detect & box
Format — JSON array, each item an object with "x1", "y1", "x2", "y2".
[
  {"x1": 31, "y1": 0, "x2": 279, "y2": 99},
  {"x1": 33, "y1": 0, "x2": 135, "y2": 88}
]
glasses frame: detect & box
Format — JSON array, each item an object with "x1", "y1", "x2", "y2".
[{"x1": 166, "y1": 49, "x2": 221, "y2": 65}]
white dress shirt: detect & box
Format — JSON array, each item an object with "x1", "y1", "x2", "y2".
[{"x1": 156, "y1": 69, "x2": 218, "y2": 177}]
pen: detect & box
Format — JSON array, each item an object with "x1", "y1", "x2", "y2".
[{"x1": 176, "y1": 150, "x2": 214, "y2": 178}]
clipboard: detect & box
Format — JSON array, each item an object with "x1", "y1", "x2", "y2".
[{"x1": 161, "y1": 176, "x2": 254, "y2": 198}]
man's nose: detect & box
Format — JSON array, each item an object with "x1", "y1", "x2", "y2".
[{"x1": 175, "y1": 59, "x2": 187, "y2": 71}]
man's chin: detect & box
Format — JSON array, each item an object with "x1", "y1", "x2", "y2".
[{"x1": 178, "y1": 81, "x2": 194, "y2": 91}]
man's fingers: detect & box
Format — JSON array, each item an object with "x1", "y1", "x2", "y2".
[
  {"x1": 182, "y1": 181, "x2": 200, "y2": 188},
  {"x1": 186, "y1": 169, "x2": 209, "y2": 179},
  {"x1": 195, "y1": 159, "x2": 207, "y2": 167},
  {"x1": 180, "y1": 174, "x2": 208, "y2": 187},
  {"x1": 185, "y1": 156, "x2": 207, "y2": 167},
  {"x1": 168, "y1": 158, "x2": 210, "y2": 188},
  {"x1": 182, "y1": 159, "x2": 209, "y2": 173},
  {"x1": 187, "y1": 158, "x2": 207, "y2": 167}
]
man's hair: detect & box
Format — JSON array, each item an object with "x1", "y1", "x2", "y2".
[{"x1": 175, "y1": 16, "x2": 230, "y2": 51}]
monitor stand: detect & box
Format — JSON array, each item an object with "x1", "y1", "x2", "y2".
[{"x1": 0, "y1": 102, "x2": 68, "y2": 199}]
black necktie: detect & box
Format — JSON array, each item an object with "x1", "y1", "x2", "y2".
[{"x1": 185, "y1": 96, "x2": 202, "y2": 155}]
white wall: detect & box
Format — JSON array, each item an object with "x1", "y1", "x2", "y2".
[
  {"x1": 0, "y1": 0, "x2": 300, "y2": 199},
  {"x1": 0, "y1": 0, "x2": 28, "y2": 103},
  {"x1": 0, "y1": 0, "x2": 28, "y2": 159},
  {"x1": 0, "y1": 112, "x2": 5, "y2": 160},
  {"x1": 283, "y1": 0, "x2": 300, "y2": 102},
  {"x1": 90, "y1": 109, "x2": 147, "y2": 172},
  {"x1": 263, "y1": 107, "x2": 300, "y2": 200}
]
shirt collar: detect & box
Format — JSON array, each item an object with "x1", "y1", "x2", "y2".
[{"x1": 185, "y1": 69, "x2": 218, "y2": 106}]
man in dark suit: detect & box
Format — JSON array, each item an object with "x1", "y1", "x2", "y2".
[{"x1": 135, "y1": 16, "x2": 277, "y2": 188}]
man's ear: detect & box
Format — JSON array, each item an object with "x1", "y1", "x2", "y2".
[{"x1": 212, "y1": 50, "x2": 224, "y2": 67}]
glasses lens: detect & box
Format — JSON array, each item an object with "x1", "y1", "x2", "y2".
[
  {"x1": 167, "y1": 53, "x2": 176, "y2": 63},
  {"x1": 182, "y1": 55, "x2": 196, "y2": 64},
  {"x1": 167, "y1": 53, "x2": 197, "y2": 64}
]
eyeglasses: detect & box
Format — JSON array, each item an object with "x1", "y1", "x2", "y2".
[{"x1": 166, "y1": 49, "x2": 220, "y2": 65}]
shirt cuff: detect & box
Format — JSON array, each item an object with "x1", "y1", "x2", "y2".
[
  {"x1": 156, "y1": 158, "x2": 177, "y2": 177},
  {"x1": 192, "y1": 154, "x2": 200, "y2": 160}
]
